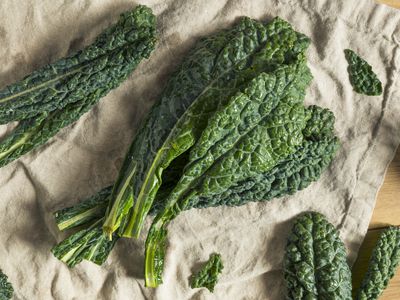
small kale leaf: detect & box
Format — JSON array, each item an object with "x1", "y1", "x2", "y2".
[
  {"x1": 190, "y1": 253, "x2": 224, "y2": 293},
  {"x1": 344, "y1": 49, "x2": 382, "y2": 96}
]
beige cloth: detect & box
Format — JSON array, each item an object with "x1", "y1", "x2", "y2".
[{"x1": 0, "y1": 0, "x2": 399, "y2": 299}]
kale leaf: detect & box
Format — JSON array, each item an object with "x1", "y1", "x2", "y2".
[
  {"x1": 190, "y1": 253, "x2": 223, "y2": 293},
  {"x1": 344, "y1": 49, "x2": 382, "y2": 96},
  {"x1": 0, "y1": 5, "x2": 156, "y2": 168},
  {"x1": 0, "y1": 270, "x2": 13, "y2": 300},
  {"x1": 284, "y1": 212, "x2": 352, "y2": 300},
  {"x1": 0, "y1": 5, "x2": 156, "y2": 123},
  {"x1": 355, "y1": 226, "x2": 400, "y2": 300}
]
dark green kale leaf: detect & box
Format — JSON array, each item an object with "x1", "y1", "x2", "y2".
[
  {"x1": 344, "y1": 49, "x2": 382, "y2": 96},
  {"x1": 355, "y1": 226, "x2": 400, "y2": 300},
  {"x1": 102, "y1": 16, "x2": 311, "y2": 240},
  {"x1": 0, "y1": 5, "x2": 156, "y2": 124},
  {"x1": 51, "y1": 187, "x2": 118, "y2": 267},
  {"x1": 302, "y1": 105, "x2": 335, "y2": 141},
  {"x1": 193, "y1": 108, "x2": 339, "y2": 209},
  {"x1": 0, "y1": 5, "x2": 156, "y2": 168},
  {"x1": 284, "y1": 212, "x2": 352, "y2": 300},
  {"x1": 0, "y1": 270, "x2": 13, "y2": 300},
  {"x1": 54, "y1": 187, "x2": 112, "y2": 231},
  {"x1": 190, "y1": 253, "x2": 224, "y2": 293},
  {"x1": 51, "y1": 219, "x2": 118, "y2": 267}
]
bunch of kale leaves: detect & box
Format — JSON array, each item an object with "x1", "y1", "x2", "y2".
[{"x1": 52, "y1": 16, "x2": 339, "y2": 287}]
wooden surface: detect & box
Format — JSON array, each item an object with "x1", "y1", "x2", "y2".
[
  {"x1": 376, "y1": 0, "x2": 400, "y2": 9},
  {"x1": 353, "y1": 148, "x2": 400, "y2": 299}
]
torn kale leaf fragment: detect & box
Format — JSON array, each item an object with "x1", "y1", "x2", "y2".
[
  {"x1": 344, "y1": 49, "x2": 382, "y2": 96},
  {"x1": 190, "y1": 253, "x2": 223, "y2": 293}
]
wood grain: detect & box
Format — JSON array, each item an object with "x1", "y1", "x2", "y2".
[
  {"x1": 354, "y1": 147, "x2": 400, "y2": 299},
  {"x1": 376, "y1": 0, "x2": 400, "y2": 9},
  {"x1": 370, "y1": 149, "x2": 400, "y2": 229}
]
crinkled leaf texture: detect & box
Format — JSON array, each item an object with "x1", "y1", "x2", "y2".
[
  {"x1": 355, "y1": 226, "x2": 400, "y2": 300},
  {"x1": 102, "y1": 15, "x2": 312, "y2": 239},
  {"x1": 284, "y1": 212, "x2": 352, "y2": 300},
  {"x1": 0, "y1": 5, "x2": 156, "y2": 168},
  {"x1": 0, "y1": 270, "x2": 13, "y2": 300},
  {"x1": 190, "y1": 253, "x2": 224, "y2": 293},
  {"x1": 344, "y1": 49, "x2": 382, "y2": 96},
  {"x1": 51, "y1": 16, "x2": 339, "y2": 288}
]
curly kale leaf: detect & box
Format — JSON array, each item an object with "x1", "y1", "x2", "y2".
[
  {"x1": 190, "y1": 253, "x2": 224, "y2": 293},
  {"x1": 102, "y1": 16, "x2": 311, "y2": 239},
  {"x1": 284, "y1": 212, "x2": 352, "y2": 300},
  {"x1": 0, "y1": 5, "x2": 156, "y2": 168},
  {"x1": 0, "y1": 5, "x2": 156, "y2": 124},
  {"x1": 344, "y1": 49, "x2": 382, "y2": 96},
  {"x1": 0, "y1": 270, "x2": 13, "y2": 300},
  {"x1": 355, "y1": 226, "x2": 400, "y2": 300}
]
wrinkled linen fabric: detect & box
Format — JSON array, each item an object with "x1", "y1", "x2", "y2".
[{"x1": 0, "y1": 0, "x2": 399, "y2": 299}]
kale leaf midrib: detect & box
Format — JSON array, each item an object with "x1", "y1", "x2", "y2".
[
  {"x1": 310, "y1": 213, "x2": 320, "y2": 297},
  {"x1": 0, "y1": 67, "x2": 82, "y2": 104}
]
